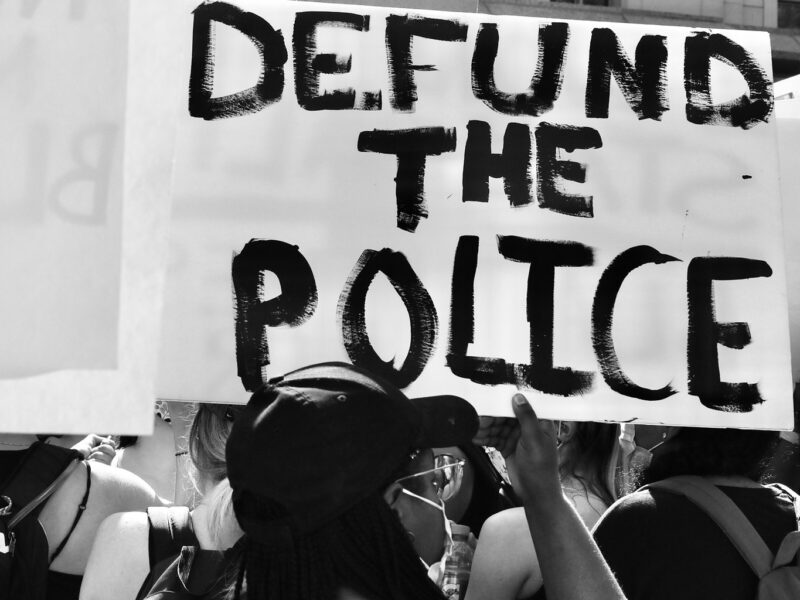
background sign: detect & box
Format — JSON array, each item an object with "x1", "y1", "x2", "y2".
[
  {"x1": 160, "y1": 0, "x2": 793, "y2": 429},
  {"x1": 2, "y1": 0, "x2": 171, "y2": 434},
  {"x1": 775, "y1": 75, "x2": 800, "y2": 385}
]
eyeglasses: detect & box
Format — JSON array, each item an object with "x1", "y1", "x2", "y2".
[{"x1": 394, "y1": 454, "x2": 465, "y2": 503}]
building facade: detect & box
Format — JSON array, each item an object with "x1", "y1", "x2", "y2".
[{"x1": 312, "y1": 0, "x2": 800, "y2": 79}]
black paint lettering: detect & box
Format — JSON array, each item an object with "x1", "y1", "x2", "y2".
[
  {"x1": 684, "y1": 32, "x2": 773, "y2": 129},
  {"x1": 471, "y1": 22, "x2": 569, "y2": 116},
  {"x1": 189, "y1": 1, "x2": 287, "y2": 120},
  {"x1": 500, "y1": 237, "x2": 595, "y2": 395},
  {"x1": 592, "y1": 246, "x2": 679, "y2": 400},
  {"x1": 447, "y1": 236, "x2": 518, "y2": 385},
  {"x1": 535, "y1": 122, "x2": 602, "y2": 218},
  {"x1": 447, "y1": 236, "x2": 594, "y2": 396},
  {"x1": 462, "y1": 121, "x2": 532, "y2": 206},
  {"x1": 585, "y1": 28, "x2": 668, "y2": 120},
  {"x1": 687, "y1": 256, "x2": 772, "y2": 411},
  {"x1": 232, "y1": 239, "x2": 317, "y2": 392},
  {"x1": 357, "y1": 127, "x2": 457, "y2": 232},
  {"x1": 385, "y1": 14, "x2": 468, "y2": 111},
  {"x1": 294, "y1": 12, "x2": 380, "y2": 111},
  {"x1": 447, "y1": 235, "x2": 478, "y2": 370},
  {"x1": 338, "y1": 248, "x2": 437, "y2": 388}
]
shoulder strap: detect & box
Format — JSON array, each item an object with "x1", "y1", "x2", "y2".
[
  {"x1": 147, "y1": 506, "x2": 195, "y2": 568},
  {"x1": 49, "y1": 461, "x2": 92, "y2": 564},
  {"x1": 1, "y1": 443, "x2": 83, "y2": 529},
  {"x1": 644, "y1": 475, "x2": 774, "y2": 578}
]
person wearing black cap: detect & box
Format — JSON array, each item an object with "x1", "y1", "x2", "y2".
[{"x1": 225, "y1": 361, "x2": 479, "y2": 600}]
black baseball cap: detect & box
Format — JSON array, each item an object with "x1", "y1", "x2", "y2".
[{"x1": 226, "y1": 362, "x2": 479, "y2": 537}]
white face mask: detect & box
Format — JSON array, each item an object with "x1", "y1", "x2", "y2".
[
  {"x1": 617, "y1": 424, "x2": 669, "y2": 494},
  {"x1": 400, "y1": 488, "x2": 452, "y2": 569}
]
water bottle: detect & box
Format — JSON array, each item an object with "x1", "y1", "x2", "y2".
[{"x1": 440, "y1": 524, "x2": 473, "y2": 600}]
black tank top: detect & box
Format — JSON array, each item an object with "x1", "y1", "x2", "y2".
[{"x1": 1, "y1": 447, "x2": 88, "y2": 600}]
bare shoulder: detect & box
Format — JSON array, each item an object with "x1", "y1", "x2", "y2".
[
  {"x1": 467, "y1": 507, "x2": 541, "y2": 600},
  {"x1": 89, "y1": 462, "x2": 162, "y2": 510},
  {"x1": 89, "y1": 511, "x2": 150, "y2": 565},
  {"x1": 477, "y1": 507, "x2": 535, "y2": 564},
  {"x1": 42, "y1": 462, "x2": 161, "y2": 575},
  {"x1": 481, "y1": 506, "x2": 528, "y2": 539},
  {"x1": 96, "y1": 510, "x2": 150, "y2": 542},
  {"x1": 80, "y1": 512, "x2": 151, "y2": 600}
]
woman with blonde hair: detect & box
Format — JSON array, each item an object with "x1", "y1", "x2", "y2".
[{"x1": 79, "y1": 403, "x2": 243, "y2": 600}]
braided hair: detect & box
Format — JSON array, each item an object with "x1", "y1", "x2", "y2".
[{"x1": 224, "y1": 492, "x2": 446, "y2": 600}]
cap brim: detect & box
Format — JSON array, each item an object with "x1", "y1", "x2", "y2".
[{"x1": 410, "y1": 395, "x2": 479, "y2": 449}]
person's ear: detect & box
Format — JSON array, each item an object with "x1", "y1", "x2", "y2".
[
  {"x1": 383, "y1": 482, "x2": 405, "y2": 518},
  {"x1": 558, "y1": 421, "x2": 577, "y2": 444}
]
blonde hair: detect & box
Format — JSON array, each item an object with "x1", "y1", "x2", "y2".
[
  {"x1": 201, "y1": 477, "x2": 243, "y2": 548},
  {"x1": 188, "y1": 404, "x2": 237, "y2": 498}
]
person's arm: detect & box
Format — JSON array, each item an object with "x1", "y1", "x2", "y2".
[
  {"x1": 42, "y1": 462, "x2": 162, "y2": 576},
  {"x1": 79, "y1": 511, "x2": 151, "y2": 600},
  {"x1": 508, "y1": 394, "x2": 626, "y2": 600},
  {"x1": 465, "y1": 507, "x2": 543, "y2": 600}
]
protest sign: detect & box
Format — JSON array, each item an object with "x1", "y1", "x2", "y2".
[
  {"x1": 1, "y1": 0, "x2": 170, "y2": 434},
  {"x1": 159, "y1": 0, "x2": 793, "y2": 429}
]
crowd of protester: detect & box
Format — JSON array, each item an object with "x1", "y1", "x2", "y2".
[{"x1": 1, "y1": 366, "x2": 798, "y2": 600}]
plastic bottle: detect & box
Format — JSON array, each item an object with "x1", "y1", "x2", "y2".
[{"x1": 440, "y1": 524, "x2": 474, "y2": 600}]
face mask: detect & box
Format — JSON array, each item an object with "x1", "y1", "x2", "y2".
[
  {"x1": 617, "y1": 424, "x2": 669, "y2": 494},
  {"x1": 400, "y1": 488, "x2": 452, "y2": 569},
  {"x1": 401, "y1": 487, "x2": 451, "y2": 540}
]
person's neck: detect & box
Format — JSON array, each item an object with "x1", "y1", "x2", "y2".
[
  {"x1": 561, "y1": 465, "x2": 595, "y2": 488},
  {"x1": 0, "y1": 434, "x2": 37, "y2": 449}
]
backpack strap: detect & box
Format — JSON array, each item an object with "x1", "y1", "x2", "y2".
[
  {"x1": 147, "y1": 506, "x2": 195, "y2": 568},
  {"x1": 643, "y1": 475, "x2": 774, "y2": 578},
  {"x1": 773, "y1": 531, "x2": 800, "y2": 568}
]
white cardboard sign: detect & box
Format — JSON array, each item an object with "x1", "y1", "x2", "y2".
[
  {"x1": 1, "y1": 0, "x2": 170, "y2": 434},
  {"x1": 160, "y1": 1, "x2": 793, "y2": 429}
]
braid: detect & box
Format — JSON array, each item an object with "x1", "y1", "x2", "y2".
[{"x1": 229, "y1": 494, "x2": 446, "y2": 600}]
